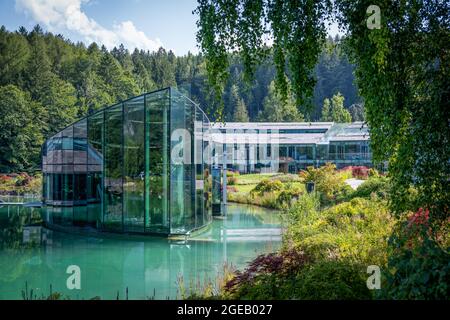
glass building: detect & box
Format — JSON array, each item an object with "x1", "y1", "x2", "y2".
[
  {"x1": 42, "y1": 88, "x2": 212, "y2": 236},
  {"x1": 210, "y1": 122, "x2": 373, "y2": 173}
]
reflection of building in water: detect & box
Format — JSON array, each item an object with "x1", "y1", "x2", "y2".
[
  {"x1": 19, "y1": 206, "x2": 279, "y2": 299},
  {"x1": 22, "y1": 226, "x2": 53, "y2": 246}
]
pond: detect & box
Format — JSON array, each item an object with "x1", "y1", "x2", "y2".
[{"x1": 0, "y1": 203, "x2": 281, "y2": 300}]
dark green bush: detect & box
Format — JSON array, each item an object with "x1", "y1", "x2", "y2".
[
  {"x1": 224, "y1": 251, "x2": 372, "y2": 300},
  {"x1": 379, "y1": 219, "x2": 450, "y2": 300},
  {"x1": 351, "y1": 176, "x2": 390, "y2": 199},
  {"x1": 294, "y1": 260, "x2": 372, "y2": 300}
]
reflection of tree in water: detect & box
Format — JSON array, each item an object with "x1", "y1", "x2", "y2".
[
  {"x1": 0, "y1": 206, "x2": 43, "y2": 250},
  {"x1": 0, "y1": 206, "x2": 44, "y2": 284}
]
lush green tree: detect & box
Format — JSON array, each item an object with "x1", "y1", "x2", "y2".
[
  {"x1": 233, "y1": 97, "x2": 249, "y2": 122},
  {"x1": 194, "y1": 0, "x2": 332, "y2": 118},
  {"x1": 321, "y1": 98, "x2": 331, "y2": 121},
  {"x1": 313, "y1": 36, "x2": 360, "y2": 119},
  {"x1": 151, "y1": 48, "x2": 177, "y2": 87},
  {"x1": 336, "y1": 0, "x2": 449, "y2": 225},
  {"x1": 320, "y1": 92, "x2": 351, "y2": 122},
  {"x1": 258, "y1": 81, "x2": 304, "y2": 122},
  {"x1": 0, "y1": 85, "x2": 45, "y2": 172},
  {"x1": 0, "y1": 26, "x2": 30, "y2": 87},
  {"x1": 25, "y1": 27, "x2": 78, "y2": 134},
  {"x1": 348, "y1": 103, "x2": 365, "y2": 121},
  {"x1": 225, "y1": 83, "x2": 241, "y2": 121}
]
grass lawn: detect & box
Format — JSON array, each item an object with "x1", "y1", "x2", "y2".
[
  {"x1": 232, "y1": 184, "x2": 257, "y2": 193},
  {"x1": 234, "y1": 173, "x2": 278, "y2": 185},
  {"x1": 227, "y1": 173, "x2": 306, "y2": 209}
]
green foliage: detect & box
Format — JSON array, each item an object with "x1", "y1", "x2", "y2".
[
  {"x1": 195, "y1": 0, "x2": 333, "y2": 117},
  {"x1": 258, "y1": 81, "x2": 304, "y2": 122},
  {"x1": 380, "y1": 219, "x2": 450, "y2": 300},
  {"x1": 320, "y1": 92, "x2": 352, "y2": 122},
  {"x1": 233, "y1": 97, "x2": 249, "y2": 122},
  {"x1": 223, "y1": 249, "x2": 371, "y2": 300},
  {"x1": 0, "y1": 85, "x2": 45, "y2": 172},
  {"x1": 348, "y1": 103, "x2": 365, "y2": 121},
  {"x1": 251, "y1": 179, "x2": 283, "y2": 196},
  {"x1": 313, "y1": 36, "x2": 360, "y2": 119},
  {"x1": 226, "y1": 175, "x2": 237, "y2": 185},
  {"x1": 351, "y1": 176, "x2": 390, "y2": 200},
  {"x1": 336, "y1": 0, "x2": 449, "y2": 228},
  {"x1": 299, "y1": 163, "x2": 350, "y2": 205},
  {"x1": 275, "y1": 183, "x2": 304, "y2": 209},
  {"x1": 285, "y1": 197, "x2": 394, "y2": 266},
  {"x1": 294, "y1": 260, "x2": 372, "y2": 300}
]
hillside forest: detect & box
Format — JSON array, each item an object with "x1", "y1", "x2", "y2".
[{"x1": 0, "y1": 25, "x2": 362, "y2": 172}]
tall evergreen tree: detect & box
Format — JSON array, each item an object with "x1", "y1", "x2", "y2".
[{"x1": 233, "y1": 98, "x2": 249, "y2": 122}]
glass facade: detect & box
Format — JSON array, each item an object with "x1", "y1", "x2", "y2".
[
  {"x1": 42, "y1": 88, "x2": 212, "y2": 236},
  {"x1": 210, "y1": 122, "x2": 373, "y2": 173}
]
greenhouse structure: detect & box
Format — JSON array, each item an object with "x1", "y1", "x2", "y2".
[{"x1": 42, "y1": 88, "x2": 212, "y2": 236}]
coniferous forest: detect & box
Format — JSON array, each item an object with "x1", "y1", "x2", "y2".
[{"x1": 0, "y1": 25, "x2": 360, "y2": 172}]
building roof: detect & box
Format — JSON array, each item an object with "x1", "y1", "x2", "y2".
[{"x1": 209, "y1": 122, "x2": 369, "y2": 144}]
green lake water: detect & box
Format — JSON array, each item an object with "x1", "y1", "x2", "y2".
[{"x1": 0, "y1": 204, "x2": 281, "y2": 300}]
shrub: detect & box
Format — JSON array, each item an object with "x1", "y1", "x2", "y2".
[
  {"x1": 226, "y1": 170, "x2": 239, "y2": 177},
  {"x1": 353, "y1": 166, "x2": 370, "y2": 179},
  {"x1": 227, "y1": 192, "x2": 252, "y2": 205},
  {"x1": 294, "y1": 260, "x2": 372, "y2": 299},
  {"x1": 285, "y1": 197, "x2": 394, "y2": 266},
  {"x1": 351, "y1": 176, "x2": 390, "y2": 200},
  {"x1": 223, "y1": 250, "x2": 371, "y2": 300},
  {"x1": 339, "y1": 167, "x2": 354, "y2": 180},
  {"x1": 380, "y1": 217, "x2": 450, "y2": 299},
  {"x1": 251, "y1": 179, "x2": 283, "y2": 196},
  {"x1": 227, "y1": 175, "x2": 237, "y2": 185},
  {"x1": 223, "y1": 249, "x2": 311, "y2": 299},
  {"x1": 276, "y1": 187, "x2": 303, "y2": 209},
  {"x1": 299, "y1": 163, "x2": 349, "y2": 205},
  {"x1": 256, "y1": 192, "x2": 279, "y2": 209},
  {"x1": 368, "y1": 168, "x2": 380, "y2": 178}
]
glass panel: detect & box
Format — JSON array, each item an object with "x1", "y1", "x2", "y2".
[
  {"x1": 203, "y1": 113, "x2": 212, "y2": 220},
  {"x1": 170, "y1": 89, "x2": 195, "y2": 234},
  {"x1": 146, "y1": 89, "x2": 169, "y2": 233},
  {"x1": 87, "y1": 111, "x2": 104, "y2": 228},
  {"x1": 104, "y1": 104, "x2": 123, "y2": 232},
  {"x1": 123, "y1": 96, "x2": 145, "y2": 232},
  {"x1": 72, "y1": 119, "x2": 88, "y2": 225},
  {"x1": 195, "y1": 106, "x2": 204, "y2": 228}
]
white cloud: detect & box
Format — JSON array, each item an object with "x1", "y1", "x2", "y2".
[{"x1": 15, "y1": 0, "x2": 163, "y2": 51}]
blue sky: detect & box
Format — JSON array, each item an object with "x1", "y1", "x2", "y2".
[{"x1": 0, "y1": 0, "x2": 341, "y2": 56}]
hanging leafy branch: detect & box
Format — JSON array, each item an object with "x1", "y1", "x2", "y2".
[
  {"x1": 336, "y1": 0, "x2": 449, "y2": 227},
  {"x1": 194, "y1": 0, "x2": 332, "y2": 119}
]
